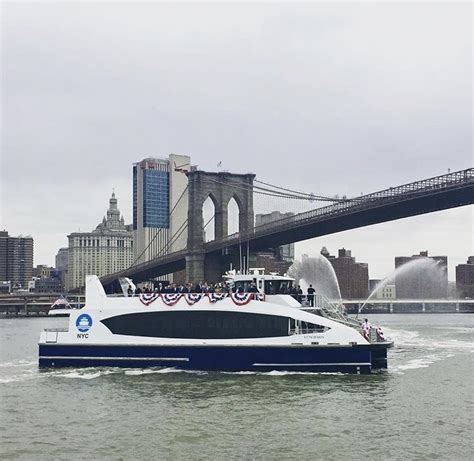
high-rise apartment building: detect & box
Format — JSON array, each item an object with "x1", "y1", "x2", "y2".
[
  {"x1": 133, "y1": 154, "x2": 190, "y2": 264},
  {"x1": 321, "y1": 247, "x2": 369, "y2": 299},
  {"x1": 456, "y1": 256, "x2": 474, "y2": 298},
  {"x1": 0, "y1": 230, "x2": 34, "y2": 288},
  {"x1": 394, "y1": 251, "x2": 448, "y2": 299},
  {"x1": 67, "y1": 193, "x2": 133, "y2": 290}
]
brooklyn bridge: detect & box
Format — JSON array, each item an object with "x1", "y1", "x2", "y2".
[{"x1": 100, "y1": 167, "x2": 473, "y2": 290}]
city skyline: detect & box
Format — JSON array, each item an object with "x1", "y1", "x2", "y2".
[{"x1": 2, "y1": 2, "x2": 472, "y2": 280}]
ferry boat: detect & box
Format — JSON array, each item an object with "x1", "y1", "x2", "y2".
[{"x1": 38, "y1": 271, "x2": 393, "y2": 373}]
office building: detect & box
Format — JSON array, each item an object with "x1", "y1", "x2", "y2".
[
  {"x1": 133, "y1": 154, "x2": 190, "y2": 264},
  {"x1": 321, "y1": 247, "x2": 369, "y2": 299},
  {"x1": 456, "y1": 256, "x2": 474, "y2": 298},
  {"x1": 394, "y1": 251, "x2": 448, "y2": 299},
  {"x1": 67, "y1": 193, "x2": 133, "y2": 290},
  {"x1": 0, "y1": 230, "x2": 34, "y2": 289},
  {"x1": 55, "y1": 247, "x2": 69, "y2": 291},
  {"x1": 255, "y1": 211, "x2": 295, "y2": 263}
]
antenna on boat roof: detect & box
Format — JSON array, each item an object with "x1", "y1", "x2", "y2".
[
  {"x1": 246, "y1": 240, "x2": 250, "y2": 275},
  {"x1": 239, "y1": 238, "x2": 243, "y2": 274}
]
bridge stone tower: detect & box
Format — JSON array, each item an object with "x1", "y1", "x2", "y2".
[{"x1": 185, "y1": 170, "x2": 255, "y2": 282}]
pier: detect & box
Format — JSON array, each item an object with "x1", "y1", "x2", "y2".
[
  {"x1": 343, "y1": 299, "x2": 474, "y2": 314},
  {"x1": 0, "y1": 293, "x2": 85, "y2": 317}
]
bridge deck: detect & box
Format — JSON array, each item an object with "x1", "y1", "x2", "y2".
[{"x1": 100, "y1": 168, "x2": 473, "y2": 286}]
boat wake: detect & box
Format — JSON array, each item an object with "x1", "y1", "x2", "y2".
[{"x1": 384, "y1": 326, "x2": 474, "y2": 373}]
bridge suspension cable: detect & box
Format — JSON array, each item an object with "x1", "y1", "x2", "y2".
[
  {"x1": 254, "y1": 179, "x2": 351, "y2": 202},
  {"x1": 154, "y1": 219, "x2": 189, "y2": 259},
  {"x1": 130, "y1": 185, "x2": 189, "y2": 267},
  {"x1": 203, "y1": 176, "x2": 351, "y2": 203}
]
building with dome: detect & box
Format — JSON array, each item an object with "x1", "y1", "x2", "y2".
[{"x1": 67, "y1": 193, "x2": 133, "y2": 290}]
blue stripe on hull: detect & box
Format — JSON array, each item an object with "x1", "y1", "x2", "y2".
[{"x1": 39, "y1": 344, "x2": 373, "y2": 373}]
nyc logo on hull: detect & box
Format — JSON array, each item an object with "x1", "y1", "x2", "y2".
[{"x1": 76, "y1": 313, "x2": 93, "y2": 339}]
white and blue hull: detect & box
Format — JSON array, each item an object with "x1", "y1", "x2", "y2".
[
  {"x1": 38, "y1": 276, "x2": 392, "y2": 374},
  {"x1": 39, "y1": 343, "x2": 389, "y2": 373}
]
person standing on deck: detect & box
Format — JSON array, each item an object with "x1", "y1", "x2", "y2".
[
  {"x1": 362, "y1": 318, "x2": 371, "y2": 340},
  {"x1": 307, "y1": 284, "x2": 316, "y2": 307}
]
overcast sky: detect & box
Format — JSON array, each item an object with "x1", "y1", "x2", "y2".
[{"x1": 1, "y1": 1, "x2": 472, "y2": 280}]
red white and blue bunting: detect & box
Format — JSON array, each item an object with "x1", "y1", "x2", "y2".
[
  {"x1": 138, "y1": 292, "x2": 265, "y2": 307},
  {"x1": 139, "y1": 293, "x2": 160, "y2": 306},
  {"x1": 185, "y1": 293, "x2": 204, "y2": 305},
  {"x1": 161, "y1": 293, "x2": 182, "y2": 306},
  {"x1": 230, "y1": 292, "x2": 253, "y2": 306},
  {"x1": 207, "y1": 293, "x2": 228, "y2": 303}
]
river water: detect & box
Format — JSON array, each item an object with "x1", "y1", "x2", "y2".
[{"x1": 0, "y1": 314, "x2": 473, "y2": 460}]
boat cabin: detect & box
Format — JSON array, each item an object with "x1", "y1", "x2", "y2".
[{"x1": 224, "y1": 268, "x2": 294, "y2": 295}]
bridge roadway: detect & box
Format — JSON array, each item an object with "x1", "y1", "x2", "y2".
[{"x1": 101, "y1": 168, "x2": 474, "y2": 286}]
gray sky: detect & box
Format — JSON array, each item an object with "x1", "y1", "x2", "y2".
[{"x1": 1, "y1": 1, "x2": 472, "y2": 280}]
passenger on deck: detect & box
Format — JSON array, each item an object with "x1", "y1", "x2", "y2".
[
  {"x1": 297, "y1": 286, "x2": 303, "y2": 303},
  {"x1": 362, "y1": 318, "x2": 371, "y2": 340},
  {"x1": 194, "y1": 282, "x2": 203, "y2": 293},
  {"x1": 248, "y1": 282, "x2": 258, "y2": 293},
  {"x1": 376, "y1": 326, "x2": 385, "y2": 341},
  {"x1": 307, "y1": 285, "x2": 315, "y2": 307},
  {"x1": 290, "y1": 286, "x2": 298, "y2": 300},
  {"x1": 127, "y1": 286, "x2": 134, "y2": 297}
]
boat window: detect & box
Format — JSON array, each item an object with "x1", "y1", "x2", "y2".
[
  {"x1": 234, "y1": 280, "x2": 251, "y2": 292},
  {"x1": 289, "y1": 317, "x2": 296, "y2": 333},
  {"x1": 101, "y1": 311, "x2": 291, "y2": 339},
  {"x1": 264, "y1": 280, "x2": 293, "y2": 294}
]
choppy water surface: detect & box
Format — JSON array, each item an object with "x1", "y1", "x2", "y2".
[{"x1": 1, "y1": 315, "x2": 473, "y2": 460}]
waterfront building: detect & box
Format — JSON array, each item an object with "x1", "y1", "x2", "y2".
[
  {"x1": 0, "y1": 230, "x2": 34, "y2": 289},
  {"x1": 32, "y1": 265, "x2": 54, "y2": 279},
  {"x1": 321, "y1": 247, "x2": 369, "y2": 299},
  {"x1": 67, "y1": 193, "x2": 133, "y2": 290},
  {"x1": 456, "y1": 256, "x2": 474, "y2": 298},
  {"x1": 395, "y1": 251, "x2": 448, "y2": 299},
  {"x1": 31, "y1": 264, "x2": 62, "y2": 293},
  {"x1": 375, "y1": 284, "x2": 396, "y2": 300},
  {"x1": 255, "y1": 211, "x2": 295, "y2": 263},
  {"x1": 31, "y1": 277, "x2": 63, "y2": 294},
  {"x1": 55, "y1": 247, "x2": 69, "y2": 291},
  {"x1": 133, "y1": 154, "x2": 190, "y2": 265},
  {"x1": 254, "y1": 251, "x2": 293, "y2": 276}
]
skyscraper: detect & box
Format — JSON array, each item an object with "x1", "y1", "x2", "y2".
[
  {"x1": 67, "y1": 193, "x2": 133, "y2": 290},
  {"x1": 133, "y1": 154, "x2": 190, "y2": 264},
  {"x1": 0, "y1": 230, "x2": 34, "y2": 288}
]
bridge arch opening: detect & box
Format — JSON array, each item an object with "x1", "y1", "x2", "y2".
[
  {"x1": 202, "y1": 194, "x2": 217, "y2": 242},
  {"x1": 227, "y1": 196, "x2": 241, "y2": 236}
]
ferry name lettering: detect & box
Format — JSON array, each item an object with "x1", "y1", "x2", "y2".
[{"x1": 77, "y1": 333, "x2": 89, "y2": 339}]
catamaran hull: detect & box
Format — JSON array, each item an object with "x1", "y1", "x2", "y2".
[{"x1": 38, "y1": 343, "x2": 392, "y2": 373}]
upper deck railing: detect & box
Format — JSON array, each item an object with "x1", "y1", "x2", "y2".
[{"x1": 205, "y1": 167, "x2": 473, "y2": 251}]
